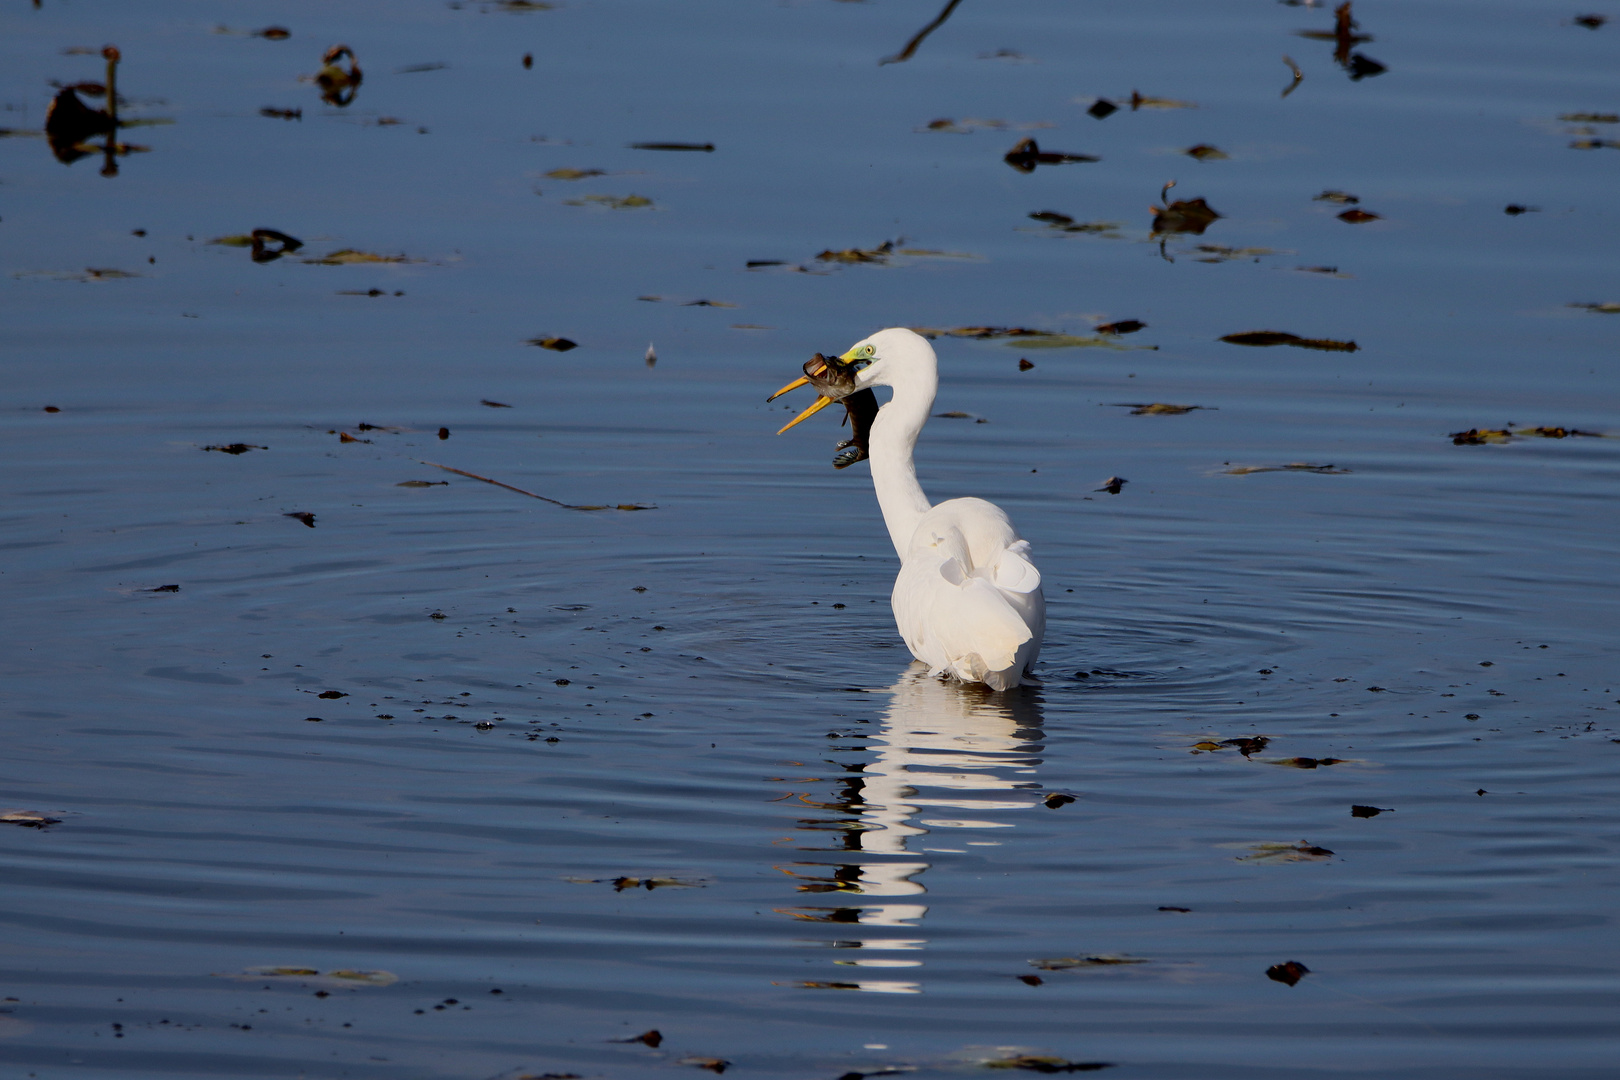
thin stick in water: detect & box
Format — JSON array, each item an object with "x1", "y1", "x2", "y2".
[{"x1": 880, "y1": 0, "x2": 965, "y2": 65}]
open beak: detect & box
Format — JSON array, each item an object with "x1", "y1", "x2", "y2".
[
  {"x1": 766, "y1": 374, "x2": 810, "y2": 403},
  {"x1": 776, "y1": 392, "x2": 835, "y2": 434}
]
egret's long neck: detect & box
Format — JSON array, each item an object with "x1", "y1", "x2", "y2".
[{"x1": 869, "y1": 369, "x2": 936, "y2": 559}]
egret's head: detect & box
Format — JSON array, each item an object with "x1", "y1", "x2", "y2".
[{"x1": 768, "y1": 327, "x2": 934, "y2": 435}]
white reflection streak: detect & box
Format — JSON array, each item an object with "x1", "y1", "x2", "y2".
[{"x1": 859, "y1": 664, "x2": 1044, "y2": 857}]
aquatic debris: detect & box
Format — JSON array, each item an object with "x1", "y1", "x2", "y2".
[
  {"x1": 260, "y1": 107, "x2": 302, "y2": 120},
  {"x1": 237, "y1": 966, "x2": 397, "y2": 986},
  {"x1": 1269, "y1": 756, "x2": 1344, "y2": 769},
  {"x1": 1239, "y1": 841, "x2": 1334, "y2": 863},
  {"x1": 481, "y1": 399, "x2": 512, "y2": 408},
  {"x1": 628, "y1": 141, "x2": 713, "y2": 152},
  {"x1": 528, "y1": 336, "x2": 578, "y2": 351},
  {"x1": 1570, "y1": 302, "x2": 1620, "y2": 313},
  {"x1": 1569, "y1": 138, "x2": 1620, "y2": 150},
  {"x1": 1190, "y1": 736, "x2": 1270, "y2": 756},
  {"x1": 1573, "y1": 14, "x2": 1607, "y2": 29},
  {"x1": 564, "y1": 194, "x2": 654, "y2": 209},
  {"x1": 909, "y1": 326, "x2": 1135, "y2": 350},
  {"x1": 1003, "y1": 137, "x2": 1098, "y2": 172},
  {"x1": 317, "y1": 690, "x2": 347, "y2": 699},
  {"x1": 397, "y1": 480, "x2": 448, "y2": 487},
  {"x1": 284, "y1": 512, "x2": 316, "y2": 528},
  {"x1": 396, "y1": 61, "x2": 448, "y2": 74},
  {"x1": 1220, "y1": 330, "x2": 1358, "y2": 352},
  {"x1": 813, "y1": 241, "x2": 976, "y2": 264},
  {"x1": 1087, "y1": 98, "x2": 1119, "y2": 119},
  {"x1": 1194, "y1": 244, "x2": 1285, "y2": 262},
  {"x1": 1114, "y1": 403, "x2": 1208, "y2": 415},
  {"x1": 1095, "y1": 477, "x2": 1127, "y2": 494},
  {"x1": 544, "y1": 167, "x2": 605, "y2": 180},
  {"x1": 983, "y1": 1057, "x2": 1114, "y2": 1074},
  {"x1": 1223, "y1": 462, "x2": 1350, "y2": 475},
  {"x1": 303, "y1": 249, "x2": 418, "y2": 265},
  {"x1": 1351, "y1": 805, "x2": 1393, "y2": 818},
  {"x1": 923, "y1": 117, "x2": 1052, "y2": 133},
  {"x1": 254, "y1": 26, "x2": 291, "y2": 40},
  {"x1": 2, "y1": 810, "x2": 61, "y2": 829},
  {"x1": 1296, "y1": 2, "x2": 1385, "y2": 79},
  {"x1": 1560, "y1": 112, "x2": 1618, "y2": 124},
  {"x1": 1096, "y1": 320, "x2": 1145, "y2": 335},
  {"x1": 612, "y1": 1029, "x2": 663, "y2": 1047},
  {"x1": 1018, "y1": 359, "x2": 1034, "y2": 371},
  {"x1": 202, "y1": 443, "x2": 266, "y2": 454},
  {"x1": 678, "y1": 1057, "x2": 729, "y2": 1074},
  {"x1": 1044, "y1": 793, "x2": 1076, "y2": 808},
  {"x1": 1504, "y1": 204, "x2": 1539, "y2": 214},
  {"x1": 246, "y1": 229, "x2": 302, "y2": 262},
  {"x1": 1159, "y1": 906, "x2": 1192, "y2": 913},
  {"x1": 1315, "y1": 190, "x2": 1360, "y2": 205},
  {"x1": 419, "y1": 460, "x2": 653, "y2": 512},
  {"x1": 881, "y1": 0, "x2": 964, "y2": 65},
  {"x1": 336, "y1": 288, "x2": 405, "y2": 297},
  {"x1": 1338, "y1": 208, "x2": 1380, "y2": 223},
  {"x1": 1150, "y1": 183, "x2": 1221, "y2": 236},
  {"x1": 1129, "y1": 91, "x2": 1197, "y2": 110},
  {"x1": 1018, "y1": 975, "x2": 1045, "y2": 985},
  {"x1": 1281, "y1": 54, "x2": 1304, "y2": 97},
  {"x1": 1026, "y1": 211, "x2": 1124, "y2": 237},
  {"x1": 1028, "y1": 955, "x2": 1147, "y2": 971},
  {"x1": 1185, "y1": 144, "x2": 1228, "y2": 161},
  {"x1": 146, "y1": 584, "x2": 180, "y2": 593},
  {"x1": 1449, "y1": 425, "x2": 1603, "y2": 444},
  {"x1": 315, "y1": 45, "x2": 362, "y2": 107},
  {"x1": 1266, "y1": 961, "x2": 1310, "y2": 986},
  {"x1": 646, "y1": 343, "x2": 657, "y2": 367}
]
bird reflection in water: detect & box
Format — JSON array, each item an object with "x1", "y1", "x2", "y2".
[{"x1": 777, "y1": 665, "x2": 1048, "y2": 993}]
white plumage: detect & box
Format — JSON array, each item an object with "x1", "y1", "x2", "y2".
[{"x1": 776, "y1": 327, "x2": 1045, "y2": 689}]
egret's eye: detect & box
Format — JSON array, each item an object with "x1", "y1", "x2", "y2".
[{"x1": 858, "y1": 345, "x2": 876, "y2": 359}]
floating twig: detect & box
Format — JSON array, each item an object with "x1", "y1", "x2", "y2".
[
  {"x1": 418, "y1": 461, "x2": 652, "y2": 511},
  {"x1": 880, "y1": 0, "x2": 965, "y2": 65}
]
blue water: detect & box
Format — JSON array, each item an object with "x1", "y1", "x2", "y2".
[{"x1": 2, "y1": 1, "x2": 1617, "y2": 1076}]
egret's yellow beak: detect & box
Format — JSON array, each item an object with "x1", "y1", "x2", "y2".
[
  {"x1": 766, "y1": 374, "x2": 810, "y2": 403},
  {"x1": 775, "y1": 392, "x2": 836, "y2": 434}
]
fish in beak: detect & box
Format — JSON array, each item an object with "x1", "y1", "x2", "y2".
[{"x1": 769, "y1": 351, "x2": 879, "y2": 467}]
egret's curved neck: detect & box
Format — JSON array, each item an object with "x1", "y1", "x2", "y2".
[{"x1": 870, "y1": 368, "x2": 936, "y2": 559}]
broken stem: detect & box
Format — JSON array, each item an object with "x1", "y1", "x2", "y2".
[{"x1": 880, "y1": 0, "x2": 965, "y2": 65}]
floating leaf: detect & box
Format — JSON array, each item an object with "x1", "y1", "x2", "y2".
[
  {"x1": 1, "y1": 810, "x2": 61, "y2": 828},
  {"x1": 1574, "y1": 14, "x2": 1607, "y2": 29},
  {"x1": 202, "y1": 443, "x2": 265, "y2": 454},
  {"x1": 1194, "y1": 244, "x2": 1284, "y2": 262},
  {"x1": 1095, "y1": 476, "x2": 1126, "y2": 494},
  {"x1": 1314, "y1": 189, "x2": 1359, "y2": 203},
  {"x1": 1043, "y1": 793, "x2": 1075, "y2": 808},
  {"x1": 1129, "y1": 91, "x2": 1196, "y2": 109},
  {"x1": 1220, "y1": 331, "x2": 1358, "y2": 352},
  {"x1": 284, "y1": 512, "x2": 316, "y2": 528},
  {"x1": 1151, "y1": 197, "x2": 1221, "y2": 236},
  {"x1": 1350, "y1": 805, "x2": 1392, "y2": 818},
  {"x1": 1004, "y1": 137, "x2": 1098, "y2": 172},
  {"x1": 629, "y1": 141, "x2": 713, "y2": 152},
  {"x1": 1450, "y1": 425, "x2": 1603, "y2": 444},
  {"x1": 1223, "y1": 462, "x2": 1349, "y2": 475},
  {"x1": 1338, "y1": 208, "x2": 1380, "y2": 223},
  {"x1": 544, "y1": 167, "x2": 604, "y2": 180},
  {"x1": 1114, "y1": 402, "x2": 1207, "y2": 415},
  {"x1": 612, "y1": 1029, "x2": 663, "y2": 1047},
  {"x1": 1087, "y1": 98, "x2": 1119, "y2": 119},
  {"x1": 564, "y1": 194, "x2": 654, "y2": 209},
  {"x1": 1570, "y1": 302, "x2": 1620, "y2": 313},
  {"x1": 1238, "y1": 841, "x2": 1334, "y2": 863},
  {"x1": 1095, "y1": 320, "x2": 1145, "y2": 335},
  {"x1": 397, "y1": 480, "x2": 448, "y2": 487},
  {"x1": 1027, "y1": 211, "x2": 1124, "y2": 236},
  {"x1": 984, "y1": 1057, "x2": 1114, "y2": 1073},
  {"x1": 1269, "y1": 756, "x2": 1344, "y2": 769},
  {"x1": 1266, "y1": 961, "x2": 1310, "y2": 986},
  {"x1": 677, "y1": 1058, "x2": 729, "y2": 1074},
  {"x1": 1029, "y1": 955, "x2": 1147, "y2": 970},
  {"x1": 1560, "y1": 112, "x2": 1618, "y2": 123},
  {"x1": 527, "y1": 336, "x2": 578, "y2": 351},
  {"x1": 304, "y1": 249, "x2": 417, "y2": 265},
  {"x1": 1185, "y1": 143, "x2": 1228, "y2": 161}
]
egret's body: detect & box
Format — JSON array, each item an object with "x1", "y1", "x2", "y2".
[{"x1": 776, "y1": 328, "x2": 1044, "y2": 689}]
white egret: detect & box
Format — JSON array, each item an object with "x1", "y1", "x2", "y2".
[{"x1": 770, "y1": 328, "x2": 1044, "y2": 689}]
